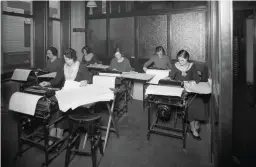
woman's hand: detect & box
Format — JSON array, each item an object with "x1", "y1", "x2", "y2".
[
  {"x1": 79, "y1": 80, "x2": 88, "y2": 87},
  {"x1": 39, "y1": 81, "x2": 50, "y2": 87},
  {"x1": 143, "y1": 67, "x2": 147, "y2": 72}
]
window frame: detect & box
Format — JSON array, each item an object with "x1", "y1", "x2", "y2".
[{"x1": 2, "y1": 1, "x2": 35, "y2": 72}]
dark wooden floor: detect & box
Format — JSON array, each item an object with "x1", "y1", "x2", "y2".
[{"x1": 1, "y1": 99, "x2": 213, "y2": 167}]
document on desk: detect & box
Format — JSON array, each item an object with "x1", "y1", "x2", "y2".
[
  {"x1": 11, "y1": 69, "x2": 32, "y2": 81},
  {"x1": 145, "y1": 85, "x2": 184, "y2": 97},
  {"x1": 62, "y1": 80, "x2": 81, "y2": 90},
  {"x1": 87, "y1": 64, "x2": 109, "y2": 69},
  {"x1": 122, "y1": 72, "x2": 155, "y2": 81},
  {"x1": 99, "y1": 73, "x2": 121, "y2": 77},
  {"x1": 184, "y1": 82, "x2": 212, "y2": 94},
  {"x1": 55, "y1": 84, "x2": 114, "y2": 112},
  {"x1": 9, "y1": 92, "x2": 43, "y2": 115},
  {"x1": 37, "y1": 72, "x2": 57, "y2": 78},
  {"x1": 146, "y1": 69, "x2": 170, "y2": 84},
  {"x1": 93, "y1": 75, "x2": 116, "y2": 89}
]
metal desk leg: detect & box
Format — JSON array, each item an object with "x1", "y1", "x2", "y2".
[
  {"x1": 147, "y1": 104, "x2": 151, "y2": 140},
  {"x1": 103, "y1": 98, "x2": 119, "y2": 152},
  {"x1": 43, "y1": 121, "x2": 49, "y2": 167}
]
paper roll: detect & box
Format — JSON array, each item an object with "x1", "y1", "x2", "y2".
[
  {"x1": 93, "y1": 75, "x2": 116, "y2": 89},
  {"x1": 9, "y1": 92, "x2": 43, "y2": 115},
  {"x1": 146, "y1": 69, "x2": 170, "y2": 84}
]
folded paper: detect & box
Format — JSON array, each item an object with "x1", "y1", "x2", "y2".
[
  {"x1": 146, "y1": 69, "x2": 170, "y2": 84},
  {"x1": 11, "y1": 69, "x2": 32, "y2": 81}
]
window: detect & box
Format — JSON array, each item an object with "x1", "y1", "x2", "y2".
[
  {"x1": 1, "y1": 0, "x2": 34, "y2": 72},
  {"x1": 49, "y1": 1, "x2": 61, "y2": 58}
]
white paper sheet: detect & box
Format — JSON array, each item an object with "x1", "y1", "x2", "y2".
[
  {"x1": 9, "y1": 92, "x2": 43, "y2": 115},
  {"x1": 11, "y1": 69, "x2": 32, "y2": 81},
  {"x1": 93, "y1": 75, "x2": 116, "y2": 89},
  {"x1": 55, "y1": 84, "x2": 114, "y2": 112},
  {"x1": 184, "y1": 81, "x2": 212, "y2": 94},
  {"x1": 37, "y1": 72, "x2": 57, "y2": 78},
  {"x1": 62, "y1": 80, "x2": 81, "y2": 90},
  {"x1": 122, "y1": 73, "x2": 155, "y2": 81},
  {"x1": 145, "y1": 85, "x2": 184, "y2": 97},
  {"x1": 99, "y1": 73, "x2": 121, "y2": 77},
  {"x1": 146, "y1": 69, "x2": 170, "y2": 84},
  {"x1": 87, "y1": 64, "x2": 109, "y2": 69}
]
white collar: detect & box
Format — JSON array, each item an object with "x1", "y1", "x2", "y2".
[{"x1": 175, "y1": 62, "x2": 193, "y2": 72}]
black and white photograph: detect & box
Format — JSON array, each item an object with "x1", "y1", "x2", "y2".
[{"x1": 1, "y1": 0, "x2": 256, "y2": 167}]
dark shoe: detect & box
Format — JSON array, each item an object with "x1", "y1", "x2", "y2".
[{"x1": 190, "y1": 129, "x2": 201, "y2": 141}]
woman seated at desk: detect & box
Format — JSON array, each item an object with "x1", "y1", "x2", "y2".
[
  {"x1": 81, "y1": 45, "x2": 101, "y2": 65},
  {"x1": 45, "y1": 47, "x2": 62, "y2": 72},
  {"x1": 109, "y1": 47, "x2": 133, "y2": 72},
  {"x1": 39, "y1": 48, "x2": 92, "y2": 144},
  {"x1": 143, "y1": 46, "x2": 172, "y2": 72},
  {"x1": 168, "y1": 49, "x2": 204, "y2": 141}
]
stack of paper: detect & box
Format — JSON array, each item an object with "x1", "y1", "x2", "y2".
[
  {"x1": 55, "y1": 84, "x2": 114, "y2": 112},
  {"x1": 184, "y1": 81, "x2": 212, "y2": 94}
]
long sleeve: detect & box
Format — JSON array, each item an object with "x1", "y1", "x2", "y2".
[
  {"x1": 125, "y1": 58, "x2": 132, "y2": 72},
  {"x1": 191, "y1": 64, "x2": 201, "y2": 83},
  {"x1": 50, "y1": 66, "x2": 64, "y2": 87},
  {"x1": 91, "y1": 55, "x2": 101, "y2": 64},
  {"x1": 169, "y1": 65, "x2": 177, "y2": 80},
  {"x1": 77, "y1": 64, "x2": 92, "y2": 84},
  {"x1": 166, "y1": 56, "x2": 172, "y2": 69},
  {"x1": 109, "y1": 58, "x2": 116, "y2": 70},
  {"x1": 143, "y1": 57, "x2": 154, "y2": 68}
]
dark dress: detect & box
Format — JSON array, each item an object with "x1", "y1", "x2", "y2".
[
  {"x1": 82, "y1": 54, "x2": 101, "y2": 66},
  {"x1": 169, "y1": 62, "x2": 207, "y2": 122},
  {"x1": 50, "y1": 63, "x2": 92, "y2": 129},
  {"x1": 45, "y1": 58, "x2": 63, "y2": 72}
]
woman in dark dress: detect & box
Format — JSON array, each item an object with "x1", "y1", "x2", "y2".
[
  {"x1": 40, "y1": 48, "x2": 92, "y2": 144},
  {"x1": 81, "y1": 45, "x2": 101, "y2": 65},
  {"x1": 109, "y1": 47, "x2": 132, "y2": 72},
  {"x1": 45, "y1": 47, "x2": 62, "y2": 72},
  {"x1": 169, "y1": 50, "x2": 204, "y2": 140}
]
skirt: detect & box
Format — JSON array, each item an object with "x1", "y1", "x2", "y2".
[{"x1": 187, "y1": 94, "x2": 209, "y2": 122}]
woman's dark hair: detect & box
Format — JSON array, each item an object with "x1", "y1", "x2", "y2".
[
  {"x1": 63, "y1": 48, "x2": 77, "y2": 61},
  {"x1": 176, "y1": 49, "x2": 190, "y2": 60},
  {"x1": 155, "y1": 46, "x2": 166, "y2": 55},
  {"x1": 113, "y1": 47, "x2": 123, "y2": 56},
  {"x1": 47, "y1": 47, "x2": 58, "y2": 57},
  {"x1": 81, "y1": 46, "x2": 92, "y2": 54}
]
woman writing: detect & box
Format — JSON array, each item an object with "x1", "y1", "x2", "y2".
[
  {"x1": 109, "y1": 47, "x2": 133, "y2": 72},
  {"x1": 81, "y1": 45, "x2": 101, "y2": 65},
  {"x1": 39, "y1": 48, "x2": 92, "y2": 144},
  {"x1": 169, "y1": 49, "x2": 204, "y2": 140},
  {"x1": 143, "y1": 46, "x2": 172, "y2": 72},
  {"x1": 44, "y1": 47, "x2": 62, "y2": 72}
]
